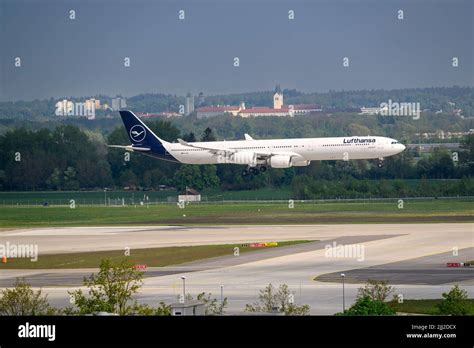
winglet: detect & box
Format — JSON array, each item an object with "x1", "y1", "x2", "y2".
[
  {"x1": 177, "y1": 138, "x2": 189, "y2": 146},
  {"x1": 244, "y1": 134, "x2": 254, "y2": 141}
]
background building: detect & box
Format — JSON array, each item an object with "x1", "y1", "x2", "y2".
[
  {"x1": 195, "y1": 85, "x2": 321, "y2": 118},
  {"x1": 111, "y1": 97, "x2": 127, "y2": 111},
  {"x1": 273, "y1": 84, "x2": 284, "y2": 109},
  {"x1": 185, "y1": 93, "x2": 195, "y2": 115},
  {"x1": 196, "y1": 105, "x2": 241, "y2": 118},
  {"x1": 197, "y1": 92, "x2": 205, "y2": 107}
]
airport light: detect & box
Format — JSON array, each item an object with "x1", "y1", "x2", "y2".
[
  {"x1": 104, "y1": 188, "x2": 107, "y2": 206},
  {"x1": 181, "y1": 276, "x2": 186, "y2": 303},
  {"x1": 220, "y1": 285, "x2": 224, "y2": 305},
  {"x1": 341, "y1": 273, "x2": 345, "y2": 312}
]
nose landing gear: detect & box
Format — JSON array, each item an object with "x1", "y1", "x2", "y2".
[{"x1": 377, "y1": 157, "x2": 385, "y2": 168}]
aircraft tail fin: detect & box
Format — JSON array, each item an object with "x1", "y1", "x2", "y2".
[{"x1": 119, "y1": 110, "x2": 168, "y2": 147}]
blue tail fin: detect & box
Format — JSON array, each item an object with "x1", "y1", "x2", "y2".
[{"x1": 119, "y1": 110, "x2": 168, "y2": 148}]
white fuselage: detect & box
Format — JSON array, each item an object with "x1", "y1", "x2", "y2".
[{"x1": 165, "y1": 136, "x2": 405, "y2": 165}]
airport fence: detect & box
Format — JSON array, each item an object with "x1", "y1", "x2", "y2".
[{"x1": 0, "y1": 195, "x2": 473, "y2": 207}]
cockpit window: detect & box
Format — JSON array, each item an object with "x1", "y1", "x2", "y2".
[{"x1": 391, "y1": 141, "x2": 399, "y2": 144}]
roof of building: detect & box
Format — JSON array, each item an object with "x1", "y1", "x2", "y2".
[
  {"x1": 180, "y1": 187, "x2": 200, "y2": 195},
  {"x1": 196, "y1": 106, "x2": 240, "y2": 112},
  {"x1": 137, "y1": 112, "x2": 181, "y2": 118},
  {"x1": 196, "y1": 103, "x2": 321, "y2": 115},
  {"x1": 291, "y1": 104, "x2": 321, "y2": 110},
  {"x1": 240, "y1": 107, "x2": 290, "y2": 114}
]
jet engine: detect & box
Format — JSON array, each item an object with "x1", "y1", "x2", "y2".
[
  {"x1": 292, "y1": 160, "x2": 310, "y2": 167},
  {"x1": 228, "y1": 151, "x2": 257, "y2": 166},
  {"x1": 268, "y1": 155, "x2": 292, "y2": 168}
]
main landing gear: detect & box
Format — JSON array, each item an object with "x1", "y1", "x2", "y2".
[
  {"x1": 242, "y1": 165, "x2": 267, "y2": 176},
  {"x1": 377, "y1": 157, "x2": 385, "y2": 168}
]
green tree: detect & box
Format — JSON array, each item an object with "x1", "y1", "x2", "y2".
[
  {"x1": 68, "y1": 259, "x2": 144, "y2": 315},
  {"x1": 357, "y1": 279, "x2": 394, "y2": 302},
  {"x1": 459, "y1": 134, "x2": 474, "y2": 176},
  {"x1": 337, "y1": 296, "x2": 396, "y2": 316},
  {"x1": 200, "y1": 165, "x2": 220, "y2": 189},
  {"x1": 143, "y1": 168, "x2": 166, "y2": 189},
  {"x1": 119, "y1": 169, "x2": 139, "y2": 188},
  {"x1": 0, "y1": 279, "x2": 56, "y2": 315},
  {"x1": 182, "y1": 132, "x2": 197, "y2": 142},
  {"x1": 436, "y1": 285, "x2": 471, "y2": 315},
  {"x1": 196, "y1": 292, "x2": 228, "y2": 315},
  {"x1": 201, "y1": 127, "x2": 216, "y2": 141},
  {"x1": 174, "y1": 165, "x2": 203, "y2": 191},
  {"x1": 46, "y1": 168, "x2": 62, "y2": 190},
  {"x1": 244, "y1": 283, "x2": 310, "y2": 315},
  {"x1": 129, "y1": 301, "x2": 171, "y2": 316}
]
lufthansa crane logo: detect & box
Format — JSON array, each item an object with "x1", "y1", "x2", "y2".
[{"x1": 130, "y1": 125, "x2": 146, "y2": 142}]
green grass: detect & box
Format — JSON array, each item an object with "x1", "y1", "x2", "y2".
[
  {"x1": 0, "y1": 200, "x2": 472, "y2": 227},
  {"x1": 0, "y1": 190, "x2": 174, "y2": 205},
  {"x1": 0, "y1": 240, "x2": 311, "y2": 269},
  {"x1": 0, "y1": 182, "x2": 465, "y2": 204},
  {"x1": 388, "y1": 299, "x2": 474, "y2": 315},
  {"x1": 0, "y1": 188, "x2": 293, "y2": 205}
]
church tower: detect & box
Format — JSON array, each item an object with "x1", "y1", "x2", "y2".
[{"x1": 273, "y1": 84, "x2": 283, "y2": 109}]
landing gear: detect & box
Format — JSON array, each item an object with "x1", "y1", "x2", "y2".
[
  {"x1": 242, "y1": 166, "x2": 266, "y2": 176},
  {"x1": 249, "y1": 167, "x2": 259, "y2": 175},
  {"x1": 377, "y1": 157, "x2": 384, "y2": 168}
]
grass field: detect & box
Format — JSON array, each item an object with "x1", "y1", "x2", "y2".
[
  {"x1": 0, "y1": 199, "x2": 472, "y2": 227},
  {"x1": 0, "y1": 182, "x2": 464, "y2": 205},
  {"x1": 388, "y1": 299, "x2": 474, "y2": 315},
  {"x1": 0, "y1": 188, "x2": 293, "y2": 205},
  {"x1": 0, "y1": 240, "x2": 310, "y2": 269}
]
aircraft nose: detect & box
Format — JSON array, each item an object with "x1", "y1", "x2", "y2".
[{"x1": 400, "y1": 144, "x2": 406, "y2": 151}]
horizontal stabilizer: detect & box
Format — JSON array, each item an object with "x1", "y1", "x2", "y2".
[{"x1": 107, "y1": 145, "x2": 150, "y2": 152}]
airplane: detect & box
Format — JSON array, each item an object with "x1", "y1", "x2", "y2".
[{"x1": 109, "y1": 110, "x2": 406, "y2": 176}]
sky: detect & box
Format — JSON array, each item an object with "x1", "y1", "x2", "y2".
[{"x1": 0, "y1": 0, "x2": 473, "y2": 101}]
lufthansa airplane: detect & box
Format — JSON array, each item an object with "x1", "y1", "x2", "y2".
[{"x1": 110, "y1": 110, "x2": 406, "y2": 176}]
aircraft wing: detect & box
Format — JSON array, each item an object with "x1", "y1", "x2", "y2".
[
  {"x1": 177, "y1": 138, "x2": 304, "y2": 161},
  {"x1": 177, "y1": 138, "x2": 237, "y2": 156}
]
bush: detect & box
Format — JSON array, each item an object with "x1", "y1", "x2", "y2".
[
  {"x1": 337, "y1": 296, "x2": 395, "y2": 316},
  {"x1": 0, "y1": 279, "x2": 56, "y2": 315},
  {"x1": 244, "y1": 283, "x2": 310, "y2": 315},
  {"x1": 436, "y1": 285, "x2": 471, "y2": 315}
]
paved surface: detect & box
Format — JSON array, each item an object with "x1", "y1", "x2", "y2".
[
  {"x1": 0, "y1": 224, "x2": 451, "y2": 254},
  {"x1": 0, "y1": 235, "x2": 397, "y2": 287},
  {"x1": 0, "y1": 223, "x2": 472, "y2": 314},
  {"x1": 316, "y1": 247, "x2": 474, "y2": 285}
]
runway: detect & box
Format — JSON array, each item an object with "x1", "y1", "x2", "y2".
[
  {"x1": 0, "y1": 223, "x2": 473, "y2": 314},
  {"x1": 316, "y1": 247, "x2": 474, "y2": 285},
  {"x1": 0, "y1": 235, "x2": 398, "y2": 287}
]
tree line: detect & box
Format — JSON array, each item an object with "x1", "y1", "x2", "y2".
[
  {"x1": 0, "y1": 120, "x2": 473, "y2": 197},
  {"x1": 1, "y1": 86, "x2": 473, "y2": 119}
]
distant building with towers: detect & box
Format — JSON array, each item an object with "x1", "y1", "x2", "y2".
[
  {"x1": 197, "y1": 92, "x2": 205, "y2": 107},
  {"x1": 185, "y1": 92, "x2": 195, "y2": 115},
  {"x1": 195, "y1": 85, "x2": 321, "y2": 118},
  {"x1": 273, "y1": 84, "x2": 284, "y2": 109}
]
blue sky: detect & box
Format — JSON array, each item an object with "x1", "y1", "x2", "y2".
[{"x1": 0, "y1": 0, "x2": 472, "y2": 101}]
